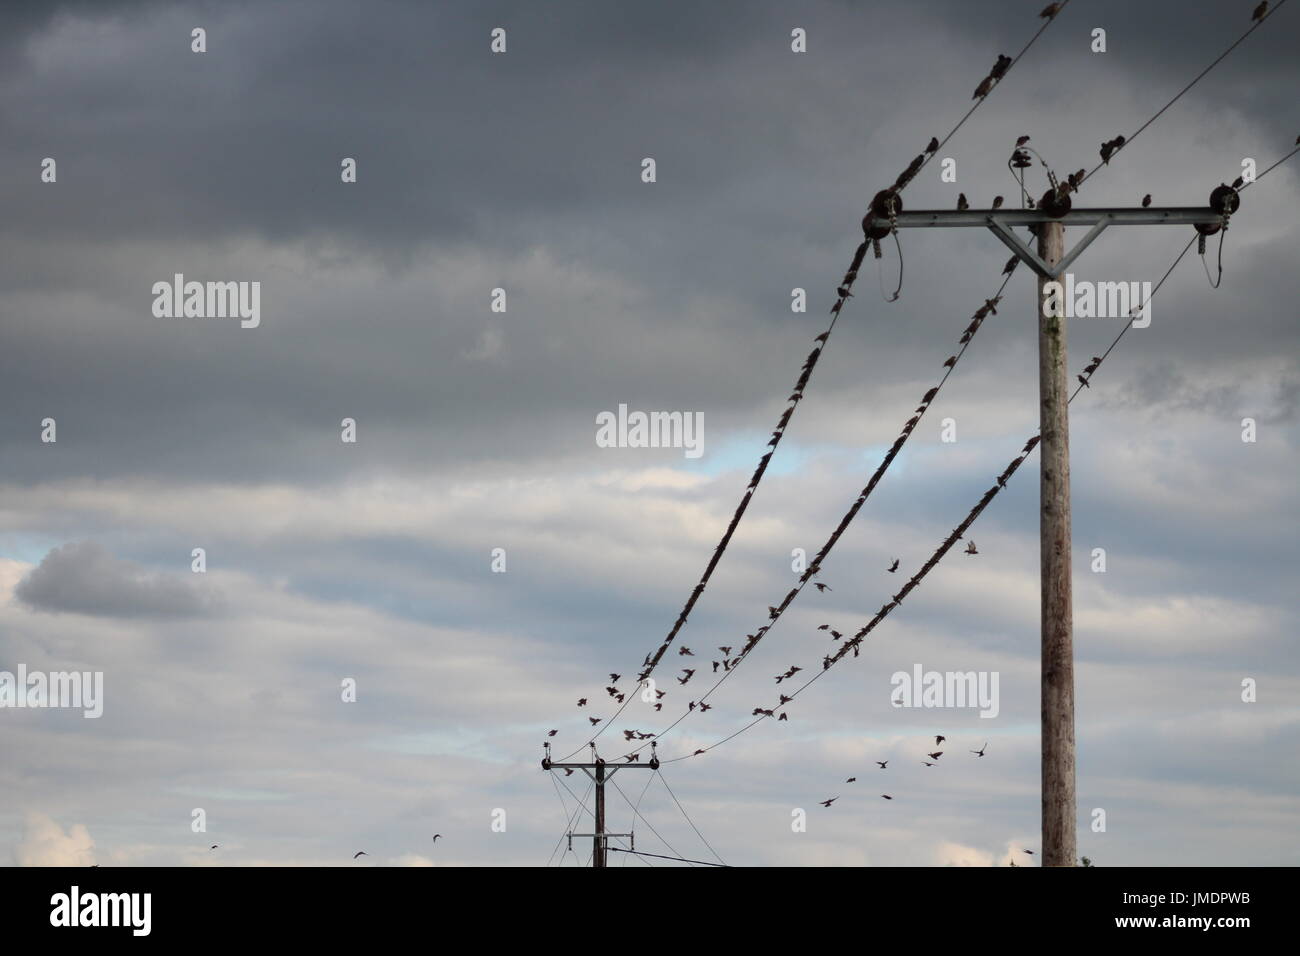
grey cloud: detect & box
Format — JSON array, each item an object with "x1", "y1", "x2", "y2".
[{"x1": 15, "y1": 539, "x2": 221, "y2": 618}]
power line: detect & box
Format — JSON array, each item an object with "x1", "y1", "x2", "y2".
[
  {"x1": 655, "y1": 770, "x2": 727, "y2": 866},
  {"x1": 558, "y1": 0, "x2": 1072, "y2": 762},
  {"x1": 1078, "y1": 0, "x2": 1291, "y2": 189},
  {"x1": 607, "y1": 847, "x2": 730, "y2": 867}
]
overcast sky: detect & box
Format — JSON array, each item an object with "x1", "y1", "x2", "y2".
[{"x1": 1, "y1": 0, "x2": 1297, "y2": 867}]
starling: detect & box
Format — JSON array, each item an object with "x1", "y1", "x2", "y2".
[
  {"x1": 990, "y1": 54, "x2": 1012, "y2": 79},
  {"x1": 1040, "y1": 2, "x2": 1062, "y2": 18},
  {"x1": 957, "y1": 193, "x2": 969, "y2": 211},
  {"x1": 1002, "y1": 255, "x2": 1019, "y2": 276},
  {"x1": 876, "y1": 761, "x2": 889, "y2": 769},
  {"x1": 936, "y1": 735, "x2": 946, "y2": 745},
  {"x1": 973, "y1": 75, "x2": 994, "y2": 99},
  {"x1": 942, "y1": 356, "x2": 956, "y2": 369},
  {"x1": 814, "y1": 582, "x2": 831, "y2": 593},
  {"x1": 971, "y1": 742, "x2": 987, "y2": 757},
  {"x1": 1016, "y1": 135, "x2": 1031, "y2": 147},
  {"x1": 992, "y1": 195, "x2": 1004, "y2": 209},
  {"x1": 821, "y1": 798, "x2": 838, "y2": 807},
  {"x1": 965, "y1": 540, "x2": 979, "y2": 555},
  {"x1": 1253, "y1": 2, "x2": 1268, "y2": 21},
  {"x1": 926, "y1": 136, "x2": 940, "y2": 155},
  {"x1": 1142, "y1": 194, "x2": 1152, "y2": 207},
  {"x1": 887, "y1": 558, "x2": 900, "y2": 573}
]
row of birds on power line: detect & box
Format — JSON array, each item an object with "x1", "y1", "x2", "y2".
[{"x1": 554, "y1": 0, "x2": 1071, "y2": 763}]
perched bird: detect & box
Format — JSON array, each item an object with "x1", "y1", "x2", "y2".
[
  {"x1": 768, "y1": 606, "x2": 780, "y2": 619},
  {"x1": 821, "y1": 798, "x2": 838, "y2": 807},
  {"x1": 965, "y1": 540, "x2": 979, "y2": 555},
  {"x1": 957, "y1": 193, "x2": 970, "y2": 211},
  {"x1": 876, "y1": 761, "x2": 889, "y2": 769},
  {"x1": 935, "y1": 735, "x2": 946, "y2": 745},
  {"x1": 887, "y1": 558, "x2": 900, "y2": 573},
  {"x1": 353, "y1": 851, "x2": 367, "y2": 859},
  {"x1": 1040, "y1": 2, "x2": 1062, "y2": 18},
  {"x1": 1016, "y1": 135, "x2": 1031, "y2": 147},
  {"x1": 990, "y1": 54, "x2": 1012, "y2": 80},
  {"x1": 1077, "y1": 374, "x2": 1090, "y2": 388},
  {"x1": 1253, "y1": 1, "x2": 1268, "y2": 22},
  {"x1": 971, "y1": 742, "x2": 988, "y2": 757},
  {"x1": 925, "y1": 136, "x2": 940, "y2": 155},
  {"x1": 814, "y1": 330, "x2": 831, "y2": 344},
  {"x1": 1099, "y1": 135, "x2": 1126, "y2": 164},
  {"x1": 942, "y1": 355, "x2": 956, "y2": 369},
  {"x1": 1142, "y1": 194, "x2": 1152, "y2": 207},
  {"x1": 1002, "y1": 255, "x2": 1019, "y2": 276},
  {"x1": 814, "y1": 582, "x2": 831, "y2": 593},
  {"x1": 928, "y1": 751, "x2": 943, "y2": 760},
  {"x1": 693, "y1": 749, "x2": 705, "y2": 756},
  {"x1": 973, "y1": 75, "x2": 994, "y2": 99},
  {"x1": 992, "y1": 195, "x2": 1004, "y2": 209}
]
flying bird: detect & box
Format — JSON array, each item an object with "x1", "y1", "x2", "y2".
[
  {"x1": 589, "y1": 717, "x2": 602, "y2": 726},
  {"x1": 1024, "y1": 849, "x2": 1035, "y2": 855},
  {"x1": 353, "y1": 851, "x2": 367, "y2": 859},
  {"x1": 928, "y1": 751, "x2": 943, "y2": 760},
  {"x1": 814, "y1": 582, "x2": 831, "y2": 593},
  {"x1": 433, "y1": 834, "x2": 442, "y2": 842},
  {"x1": 876, "y1": 761, "x2": 889, "y2": 769},
  {"x1": 718, "y1": 646, "x2": 732, "y2": 655},
  {"x1": 965, "y1": 540, "x2": 979, "y2": 555},
  {"x1": 820, "y1": 798, "x2": 838, "y2": 807},
  {"x1": 846, "y1": 777, "x2": 856, "y2": 783},
  {"x1": 547, "y1": 729, "x2": 557, "y2": 736},
  {"x1": 923, "y1": 761, "x2": 936, "y2": 767},
  {"x1": 971, "y1": 742, "x2": 987, "y2": 757},
  {"x1": 679, "y1": 646, "x2": 693, "y2": 656},
  {"x1": 935, "y1": 735, "x2": 946, "y2": 745},
  {"x1": 577, "y1": 698, "x2": 587, "y2": 707},
  {"x1": 888, "y1": 558, "x2": 900, "y2": 573},
  {"x1": 880, "y1": 794, "x2": 893, "y2": 800},
  {"x1": 609, "y1": 674, "x2": 620, "y2": 683},
  {"x1": 210, "y1": 845, "x2": 219, "y2": 850}
]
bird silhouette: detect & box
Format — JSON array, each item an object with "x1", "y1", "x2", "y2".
[
  {"x1": 935, "y1": 735, "x2": 946, "y2": 745},
  {"x1": 990, "y1": 54, "x2": 1012, "y2": 80},
  {"x1": 1077, "y1": 374, "x2": 1090, "y2": 388},
  {"x1": 1003, "y1": 255, "x2": 1019, "y2": 276},
  {"x1": 1040, "y1": 2, "x2": 1062, "y2": 18},
  {"x1": 923, "y1": 761, "x2": 936, "y2": 767},
  {"x1": 768, "y1": 606, "x2": 780, "y2": 619},
  {"x1": 1253, "y1": 2, "x2": 1268, "y2": 22},
  {"x1": 353, "y1": 851, "x2": 367, "y2": 859},
  {"x1": 992, "y1": 195, "x2": 1004, "y2": 209},
  {"x1": 972, "y1": 76, "x2": 994, "y2": 100},
  {"x1": 971, "y1": 742, "x2": 987, "y2": 757},
  {"x1": 814, "y1": 582, "x2": 831, "y2": 593},
  {"x1": 957, "y1": 193, "x2": 970, "y2": 211},
  {"x1": 547, "y1": 729, "x2": 557, "y2": 737},
  {"x1": 718, "y1": 646, "x2": 732, "y2": 655},
  {"x1": 880, "y1": 794, "x2": 893, "y2": 800},
  {"x1": 609, "y1": 674, "x2": 620, "y2": 683},
  {"x1": 433, "y1": 834, "x2": 442, "y2": 842},
  {"x1": 1024, "y1": 849, "x2": 1035, "y2": 855},
  {"x1": 1016, "y1": 135, "x2": 1031, "y2": 147},
  {"x1": 1142, "y1": 194, "x2": 1152, "y2": 207},
  {"x1": 210, "y1": 845, "x2": 218, "y2": 850},
  {"x1": 876, "y1": 761, "x2": 889, "y2": 769},
  {"x1": 846, "y1": 777, "x2": 857, "y2": 783},
  {"x1": 821, "y1": 798, "x2": 838, "y2": 807},
  {"x1": 577, "y1": 698, "x2": 587, "y2": 707},
  {"x1": 926, "y1": 136, "x2": 940, "y2": 155},
  {"x1": 679, "y1": 647, "x2": 693, "y2": 656},
  {"x1": 699, "y1": 702, "x2": 712, "y2": 711},
  {"x1": 678, "y1": 669, "x2": 695, "y2": 684},
  {"x1": 888, "y1": 558, "x2": 900, "y2": 572},
  {"x1": 965, "y1": 540, "x2": 979, "y2": 555},
  {"x1": 589, "y1": 717, "x2": 602, "y2": 726}
]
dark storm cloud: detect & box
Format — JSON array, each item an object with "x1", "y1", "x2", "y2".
[{"x1": 15, "y1": 539, "x2": 221, "y2": 617}]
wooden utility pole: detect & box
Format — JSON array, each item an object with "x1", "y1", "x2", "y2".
[
  {"x1": 871, "y1": 189, "x2": 1231, "y2": 867},
  {"x1": 543, "y1": 743, "x2": 658, "y2": 867},
  {"x1": 1036, "y1": 219, "x2": 1076, "y2": 867}
]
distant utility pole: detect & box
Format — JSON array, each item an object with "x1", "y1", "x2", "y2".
[
  {"x1": 543, "y1": 742, "x2": 659, "y2": 867},
  {"x1": 866, "y1": 182, "x2": 1235, "y2": 866}
]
